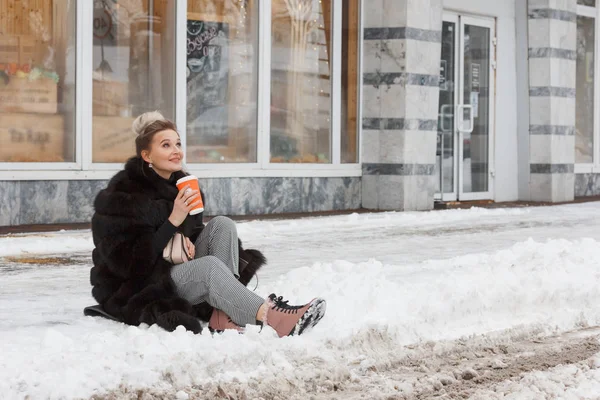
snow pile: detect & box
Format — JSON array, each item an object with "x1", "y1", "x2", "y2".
[
  {"x1": 270, "y1": 237, "x2": 600, "y2": 343},
  {"x1": 2, "y1": 237, "x2": 600, "y2": 399}
]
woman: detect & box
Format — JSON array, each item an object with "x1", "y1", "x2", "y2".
[{"x1": 90, "y1": 111, "x2": 326, "y2": 337}]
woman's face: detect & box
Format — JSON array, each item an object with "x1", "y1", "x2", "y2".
[{"x1": 141, "y1": 129, "x2": 183, "y2": 178}]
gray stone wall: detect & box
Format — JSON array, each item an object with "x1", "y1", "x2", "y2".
[
  {"x1": 575, "y1": 173, "x2": 600, "y2": 197},
  {"x1": 527, "y1": 0, "x2": 576, "y2": 202},
  {"x1": 361, "y1": 0, "x2": 442, "y2": 211},
  {"x1": 0, "y1": 177, "x2": 361, "y2": 226}
]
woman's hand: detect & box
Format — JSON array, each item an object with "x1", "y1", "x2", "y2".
[
  {"x1": 169, "y1": 185, "x2": 202, "y2": 227},
  {"x1": 185, "y1": 236, "x2": 195, "y2": 259}
]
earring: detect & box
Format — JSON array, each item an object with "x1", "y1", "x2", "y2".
[{"x1": 149, "y1": 162, "x2": 153, "y2": 168}]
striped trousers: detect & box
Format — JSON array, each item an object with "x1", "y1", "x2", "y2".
[{"x1": 170, "y1": 216, "x2": 264, "y2": 326}]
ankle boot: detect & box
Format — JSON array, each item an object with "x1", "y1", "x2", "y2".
[
  {"x1": 262, "y1": 293, "x2": 326, "y2": 337},
  {"x1": 209, "y1": 309, "x2": 244, "y2": 333}
]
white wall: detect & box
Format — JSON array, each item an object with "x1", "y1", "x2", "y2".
[{"x1": 443, "y1": 0, "x2": 520, "y2": 201}]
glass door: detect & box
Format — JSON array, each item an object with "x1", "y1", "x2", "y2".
[
  {"x1": 436, "y1": 13, "x2": 495, "y2": 201},
  {"x1": 459, "y1": 16, "x2": 495, "y2": 200},
  {"x1": 435, "y1": 16, "x2": 458, "y2": 201}
]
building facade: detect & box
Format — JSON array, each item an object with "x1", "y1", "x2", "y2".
[{"x1": 0, "y1": 0, "x2": 599, "y2": 227}]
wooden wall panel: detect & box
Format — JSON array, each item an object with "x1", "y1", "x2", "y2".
[
  {"x1": 0, "y1": 0, "x2": 65, "y2": 67},
  {"x1": 187, "y1": 0, "x2": 225, "y2": 16},
  {"x1": 0, "y1": 2, "x2": 6, "y2": 36},
  {"x1": 0, "y1": 0, "x2": 53, "y2": 36},
  {"x1": 345, "y1": 0, "x2": 359, "y2": 162},
  {"x1": 154, "y1": 0, "x2": 169, "y2": 18}
]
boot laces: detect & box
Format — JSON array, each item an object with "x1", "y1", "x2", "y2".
[
  {"x1": 269, "y1": 294, "x2": 305, "y2": 314},
  {"x1": 222, "y1": 312, "x2": 236, "y2": 326}
]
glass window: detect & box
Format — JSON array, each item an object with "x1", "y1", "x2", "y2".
[
  {"x1": 341, "y1": 0, "x2": 360, "y2": 163},
  {"x1": 186, "y1": 0, "x2": 259, "y2": 163},
  {"x1": 92, "y1": 0, "x2": 176, "y2": 163},
  {"x1": 578, "y1": 0, "x2": 596, "y2": 6},
  {"x1": 0, "y1": 0, "x2": 76, "y2": 162},
  {"x1": 576, "y1": 15, "x2": 595, "y2": 164},
  {"x1": 270, "y1": 0, "x2": 332, "y2": 163}
]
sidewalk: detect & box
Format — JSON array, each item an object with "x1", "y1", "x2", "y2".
[{"x1": 2, "y1": 196, "x2": 599, "y2": 236}]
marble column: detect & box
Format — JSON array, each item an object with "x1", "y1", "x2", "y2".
[
  {"x1": 528, "y1": 0, "x2": 576, "y2": 202},
  {"x1": 361, "y1": 0, "x2": 442, "y2": 211}
]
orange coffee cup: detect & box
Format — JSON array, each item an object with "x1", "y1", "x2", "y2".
[{"x1": 176, "y1": 175, "x2": 204, "y2": 215}]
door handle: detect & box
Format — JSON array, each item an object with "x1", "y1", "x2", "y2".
[
  {"x1": 457, "y1": 104, "x2": 474, "y2": 133},
  {"x1": 440, "y1": 104, "x2": 453, "y2": 132}
]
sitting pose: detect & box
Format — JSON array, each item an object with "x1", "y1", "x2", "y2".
[{"x1": 89, "y1": 111, "x2": 326, "y2": 336}]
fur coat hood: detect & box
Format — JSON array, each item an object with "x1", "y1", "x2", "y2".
[{"x1": 90, "y1": 156, "x2": 265, "y2": 333}]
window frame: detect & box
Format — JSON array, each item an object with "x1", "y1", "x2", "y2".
[
  {"x1": 0, "y1": 0, "x2": 362, "y2": 180},
  {"x1": 575, "y1": 3, "x2": 600, "y2": 173}
]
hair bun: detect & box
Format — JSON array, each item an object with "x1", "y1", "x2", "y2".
[{"x1": 132, "y1": 110, "x2": 165, "y2": 136}]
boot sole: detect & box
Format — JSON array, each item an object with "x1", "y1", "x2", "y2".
[{"x1": 290, "y1": 298, "x2": 327, "y2": 336}]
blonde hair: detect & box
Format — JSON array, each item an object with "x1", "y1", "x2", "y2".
[
  {"x1": 132, "y1": 110, "x2": 166, "y2": 136},
  {"x1": 132, "y1": 111, "x2": 179, "y2": 157}
]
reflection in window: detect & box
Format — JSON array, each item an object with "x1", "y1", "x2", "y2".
[
  {"x1": 341, "y1": 0, "x2": 360, "y2": 163},
  {"x1": 270, "y1": 0, "x2": 332, "y2": 163},
  {"x1": 92, "y1": 0, "x2": 176, "y2": 163},
  {"x1": 576, "y1": 15, "x2": 595, "y2": 164},
  {"x1": 0, "y1": 0, "x2": 76, "y2": 162},
  {"x1": 186, "y1": 0, "x2": 258, "y2": 163}
]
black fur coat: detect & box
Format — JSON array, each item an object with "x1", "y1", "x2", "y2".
[{"x1": 90, "y1": 156, "x2": 265, "y2": 333}]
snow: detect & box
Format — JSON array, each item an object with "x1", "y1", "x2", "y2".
[
  {"x1": 1, "y1": 203, "x2": 600, "y2": 399},
  {"x1": 470, "y1": 354, "x2": 600, "y2": 399},
  {"x1": 0, "y1": 230, "x2": 93, "y2": 257}
]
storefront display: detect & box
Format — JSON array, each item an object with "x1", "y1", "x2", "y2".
[
  {"x1": 0, "y1": 0, "x2": 75, "y2": 162},
  {"x1": 186, "y1": 0, "x2": 258, "y2": 163},
  {"x1": 270, "y1": 0, "x2": 332, "y2": 163},
  {"x1": 0, "y1": 0, "x2": 359, "y2": 168},
  {"x1": 183, "y1": 0, "x2": 357, "y2": 164},
  {"x1": 186, "y1": 13, "x2": 233, "y2": 159},
  {"x1": 91, "y1": 0, "x2": 175, "y2": 163}
]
